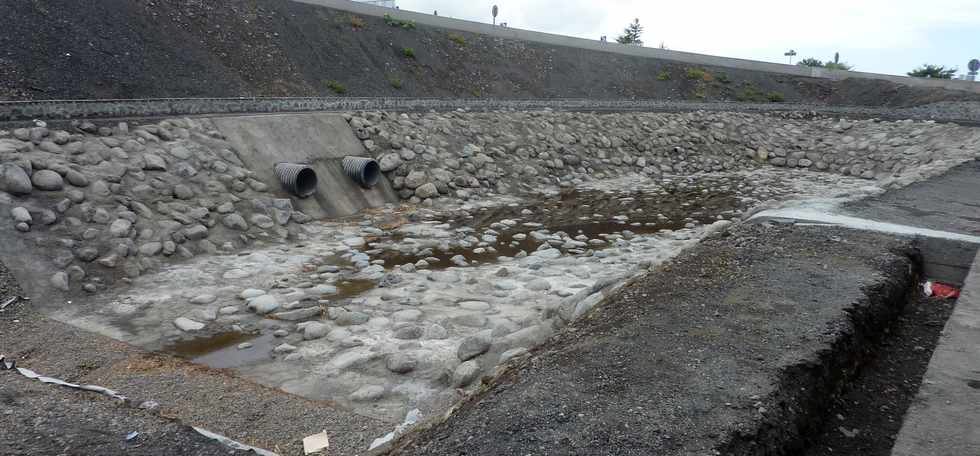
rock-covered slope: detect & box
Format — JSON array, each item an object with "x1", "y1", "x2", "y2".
[
  {"x1": 346, "y1": 110, "x2": 980, "y2": 203},
  {"x1": 0, "y1": 118, "x2": 311, "y2": 295},
  {"x1": 2, "y1": 0, "x2": 977, "y2": 107}
]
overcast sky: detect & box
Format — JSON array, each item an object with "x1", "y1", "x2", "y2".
[{"x1": 396, "y1": 0, "x2": 980, "y2": 76}]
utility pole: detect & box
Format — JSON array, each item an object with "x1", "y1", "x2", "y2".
[{"x1": 784, "y1": 49, "x2": 797, "y2": 65}]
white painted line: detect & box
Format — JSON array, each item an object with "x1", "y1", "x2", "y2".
[{"x1": 751, "y1": 208, "x2": 980, "y2": 244}]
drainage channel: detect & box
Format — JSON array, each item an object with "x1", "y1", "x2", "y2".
[
  {"x1": 800, "y1": 292, "x2": 957, "y2": 455},
  {"x1": 744, "y1": 208, "x2": 975, "y2": 455}
]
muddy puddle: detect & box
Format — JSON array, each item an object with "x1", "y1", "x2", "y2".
[
  {"x1": 370, "y1": 187, "x2": 740, "y2": 270},
  {"x1": 166, "y1": 332, "x2": 277, "y2": 369}
]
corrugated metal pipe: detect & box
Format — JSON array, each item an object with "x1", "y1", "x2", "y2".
[
  {"x1": 342, "y1": 156, "x2": 381, "y2": 188},
  {"x1": 274, "y1": 163, "x2": 318, "y2": 198}
]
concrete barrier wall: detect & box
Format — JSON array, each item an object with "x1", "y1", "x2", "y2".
[
  {"x1": 293, "y1": 0, "x2": 980, "y2": 94},
  {"x1": 210, "y1": 113, "x2": 399, "y2": 218}
]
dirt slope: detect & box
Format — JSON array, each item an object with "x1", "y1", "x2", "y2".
[{"x1": 1, "y1": 0, "x2": 977, "y2": 106}]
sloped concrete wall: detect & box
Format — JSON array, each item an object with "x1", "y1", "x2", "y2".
[{"x1": 210, "y1": 113, "x2": 398, "y2": 218}]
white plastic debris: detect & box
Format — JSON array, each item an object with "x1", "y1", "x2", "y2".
[
  {"x1": 193, "y1": 427, "x2": 279, "y2": 456},
  {"x1": 368, "y1": 408, "x2": 421, "y2": 450},
  {"x1": 302, "y1": 431, "x2": 330, "y2": 454},
  {"x1": 0, "y1": 355, "x2": 127, "y2": 401}
]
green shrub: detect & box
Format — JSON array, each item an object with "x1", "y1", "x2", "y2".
[
  {"x1": 685, "y1": 68, "x2": 708, "y2": 80},
  {"x1": 716, "y1": 73, "x2": 731, "y2": 83},
  {"x1": 656, "y1": 71, "x2": 670, "y2": 81},
  {"x1": 326, "y1": 80, "x2": 347, "y2": 94},
  {"x1": 402, "y1": 47, "x2": 415, "y2": 59},
  {"x1": 735, "y1": 85, "x2": 765, "y2": 102},
  {"x1": 766, "y1": 91, "x2": 785, "y2": 102},
  {"x1": 384, "y1": 13, "x2": 415, "y2": 30},
  {"x1": 389, "y1": 77, "x2": 402, "y2": 89},
  {"x1": 470, "y1": 88, "x2": 482, "y2": 97},
  {"x1": 349, "y1": 15, "x2": 365, "y2": 29},
  {"x1": 448, "y1": 32, "x2": 466, "y2": 45}
]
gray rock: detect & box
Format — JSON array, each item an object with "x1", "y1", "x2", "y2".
[
  {"x1": 393, "y1": 325, "x2": 423, "y2": 340},
  {"x1": 216, "y1": 202, "x2": 235, "y2": 214},
  {"x1": 189, "y1": 294, "x2": 217, "y2": 305},
  {"x1": 499, "y1": 347, "x2": 529, "y2": 364},
  {"x1": 452, "y1": 360, "x2": 481, "y2": 387},
  {"x1": 38, "y1": 209, "x2": 57, "y2": 225},
  {"x1": 10, "y1": 207, "x2": 31, "y2": 224},
  {"x1": 273, "y1": 343, "x2": 297, "y2": 354},
  {"x1": 303, "y1": 321, "x2": 330, "y2": 340},
  {"x1": 526, "y1": 278, "x2": 552, "y2": 291},
  {"x1": 173, "y1": 184, "x2": 195, "y2": 199},
  {"x1": 250, "y1": 214, "x2": 275, "y2": 229},
  {"x1": 385, "y1": 353, "x2": 417, "y2": 374},
  {"x1": 404, "y1": 170, "x2": 426, "y2": 189},
  {"x1": 247, "y1": 294, "x2": 280, "y2": 314},
  {"x1": 1, "y1": 164, "x2": 32, "y2": 195},
  {"x1": 138, "y1": 242, "x2": 163, "y2": 256},
  {"x1": 143, "y1": 154, "x2": 167, "y2": 170},
  {"x1": 272, "y1": 307, "x2": 322, "y2": 321},
  {"x1": 108, "y1": 219, "x2": 132, "y2": 237},
  {"x1": 173, "y1": 317, "x2": 205, "y2": 332},
  {"x1": 379, "y1": 153, "x2": 403, "y2": 172},
  {"x1": 334, "y1": 310, "x2": 370, "y2": 326},
  {"x1": 392, "y1": 309, "x2": 422, "y2": 322},
  {"x1": 424, "y1": 323, "x2": 449, "y2": 340},
  {"x1": 457, "y1": 332, "x2": 492, "y2": 361},
  {"x1": 415, "y1": 182, "x2": 438, "y2": 199},
  {"x1": 183, "y1": 224, "x2": 208, "y2": 240},
  {"x1": 428, "y1": 270, "x2": 461, "y2": 283},
  {"x1": 222, "y1": 213, "x2": 249, "y2": 231},
  {"x1": 50, "y1": 271, "x2": 69, "y2": 291},
  {"x1": 31, "y1": 170, "x2": 64, "y2": 191},
  {"x1": 65, "y1": 170, "x2": 89, "y2": 187}
]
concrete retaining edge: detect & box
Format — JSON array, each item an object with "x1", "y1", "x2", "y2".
[{"x1": 296, "y1": 0, "x2": 980, "y2": 94}]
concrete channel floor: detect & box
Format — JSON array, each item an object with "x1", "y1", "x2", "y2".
[
  {"x1": 891, "y1": 251, "x2": 980, "y2": 456},
  {"x1": 0, "y1": 255, "x2": 389, "y2": 456},
  {"x1": 385, "y1": 223, "x2": 921, "y2": 455}
]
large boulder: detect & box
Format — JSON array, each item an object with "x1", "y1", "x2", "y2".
[
  {"x1": 31, "y1": 170, "x2": 64, "y2": 191},
  {"x1": 1, "y1": 164, "x2": 32, "y2": 195},
  {"x1": 414, "y1": 182, "x2": 438, "y2": 199}
]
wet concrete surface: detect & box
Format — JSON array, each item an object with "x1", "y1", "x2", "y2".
[
  {"x1": 845, "y1": 159, "x2": 980, "y2": 285},
  {"x1": 385, "y1": 224, "x2": 921, "y2": 456}
]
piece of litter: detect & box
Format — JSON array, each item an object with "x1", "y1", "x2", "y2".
[
  {"x1": 369, "y1": 408, "x2": 421, "y2": 450},
  {"x1": 193, "y1": 427, "x2": 279, "y2": 456},
  {"x1": 302, "y1": 431, "x2": 330, "y2": 455},
  {"x1": 0, "y1": 355, "x2": 127, "y2": 401},
  {"x1": 0, "y1": 296, "x2": 17, "y2": 310},
  {"x1": 923, "y1": 281, "x2": 960, "y2": 299},
  {"x1": 126, "y1": 431, "x2": 140, "y2": 441}
]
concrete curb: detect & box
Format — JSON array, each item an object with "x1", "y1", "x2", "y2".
[{"x1": 891, "y1": 251, "x2": 980, "y2": 456}]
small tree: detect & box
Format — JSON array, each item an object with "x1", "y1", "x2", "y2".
[
  {"x1": 616, "y1": 18, "x2": 643, "y2": 46},
  {"x1": 908, "y1": 64, "x2": 957, "y2": 79},
  {"x1": 797, "y1": 58, "x2": 824, "y2": 67},
  {"x1": 824, "y1": 62, "x2": 853, "y2": 70}
]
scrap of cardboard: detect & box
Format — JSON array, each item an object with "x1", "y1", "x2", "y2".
[{"x1": 303, "y1": 431, "x2": 330, "y2": 455}]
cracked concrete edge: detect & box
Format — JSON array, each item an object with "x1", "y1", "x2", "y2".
[{"x1": 891, "y1": 250, "x2": 980, "y2": 456}]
